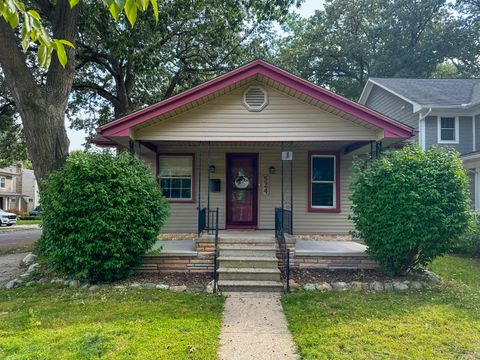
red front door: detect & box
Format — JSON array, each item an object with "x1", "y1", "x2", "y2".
[{"x1": 226, "y1": 153, "x2": 258, "y2": 228}]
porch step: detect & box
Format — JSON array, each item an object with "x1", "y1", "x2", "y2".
[
  {"x1": 219, "y1": 237, "x2": 275, "y2": 244},
  {"x1": 218, "y1": 267, "x2": 280, "y2": 281},
  {"x1": 219, "y1": 246, "x2": 277, "y2": 258},
  {"x1": 217, "y1": 280, "x2": 283, "y2": 292},
  {"x1": 217, "y1": 256, "x2": 279, "y2": 269}
]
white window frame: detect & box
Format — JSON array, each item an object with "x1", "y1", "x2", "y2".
[
  {"x1": 0, "y1": 177, "x2": 5, "y2": 189},
  {"x1": 158, "y1": 154, "x2": 194, "y2": 202},
  {"x1": 437, "y1": 116, "x2": 459, "y2": 144},
  {"x1": 310, "y1": 154, "x2": 336, "y2": 210}
]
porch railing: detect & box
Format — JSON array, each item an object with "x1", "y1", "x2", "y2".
[
  {"x1": 275, "y1": 207, "x2": 291, "y2": 292},
  {"x1": 198, "y1": 207, "x2": 219, "y2": 293}
]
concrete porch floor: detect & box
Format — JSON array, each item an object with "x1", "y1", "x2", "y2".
[{"x1": 152, "y1": 236, "x2": 367, "y2": 257}]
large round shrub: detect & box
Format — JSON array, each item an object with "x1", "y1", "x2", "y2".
[
  {"x1": 38, "y1": 151, "x2": 169, "y2": 281},
  {"x1": 350, "y1": 145, "x2": 471, "y2": 275}
]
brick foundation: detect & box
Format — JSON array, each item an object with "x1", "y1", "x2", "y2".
[{"x1": 292, "y1": 255, "x2": 378, "y2": 270}]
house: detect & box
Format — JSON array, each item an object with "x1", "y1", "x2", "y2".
[
  {"x1": 0, "y1": 163, "x2": 39, "y2": 212},
  {"x1": 94, "y1": 60, "x2": 414, "y2": 290},
  {"x1": 360, "y1": 78, "x2": 480, "y2": 209}
]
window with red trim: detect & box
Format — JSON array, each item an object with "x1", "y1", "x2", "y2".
[
  {"x1": 309, "y1": 152, "x2": 340, "y2": 211},
  {"x1": 158, "y1": 155, "x2": 193, "y2": 200}
]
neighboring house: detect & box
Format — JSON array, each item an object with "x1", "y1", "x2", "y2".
[
  {"x1": 94, "y1": 60, "x2": 414, "y2": 236},
  {"x1": 0, "y1": 164, "x2": 39, "y2": 212},
  {"x1": 359, "y1": 78, "x2": 480, "y2": 209}
]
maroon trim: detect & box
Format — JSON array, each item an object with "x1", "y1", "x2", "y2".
[
  {"x1": 97, "y1": 60, "x2": 415, "y2": 139},
  {"x1": 308, "y1": 151, "x2": 341, "y2": 213},
  {"x1": 157, "y1": 153, "x2": 195, "y2": 204},
  {"x1": 226, "y1": 153, "x2": 259, "y2": 228}
]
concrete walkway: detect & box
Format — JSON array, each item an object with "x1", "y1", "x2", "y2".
[{"x1": 219, "y1": 292, "x2": 299, "y2": 360}]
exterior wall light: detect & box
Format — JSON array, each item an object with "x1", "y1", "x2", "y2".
[{"x1": 269, "y1": 166, "x2": 276, "y2": 174}]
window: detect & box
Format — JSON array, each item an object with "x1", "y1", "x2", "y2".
[
  {"x1": 308, "y1": 152, "x2": 340, "y2": 212},
  {"x1": 438, "y1": 116, "x2": 459, "y2": 143},
  {"x1": 158, "y1": 154, "x2": 194, "y2": 201},
  {"x1": 0, "y1": 177, "x2": 5, "y2": 189}
]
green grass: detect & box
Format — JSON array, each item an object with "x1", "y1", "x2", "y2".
[
  {"x1": 282, "y1": 255, "x2": 480, "y2": 359},
  {"x1": 0, "y1": 285, "x2": 224, "y2": 359},
  {"x1": 0, "y1": 243, "x2": 36, "y2": 256},
  {"x1": 16, "y1": 219, "x2": 42, "y2": 225}
]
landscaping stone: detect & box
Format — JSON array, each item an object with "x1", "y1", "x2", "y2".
[
  {"x1": 143, "y1": 283, "x2": 156, "y2": 289},
  {"x1": 80, "y1": 283, "x2": 90, "y2": 289},
  {"x1": 170, "y1": 285, "x2": 187, "y2": 292},
  {"x1": 315, "y1": 282, "x2": 332, "y2": 291},
  {"x1": 303, "y1": 283, "x2": 316, "y2": 291},
  {"x1": 26, "y1": 263, "x2": 40, "y2": 273},
  {"x1": 187, "y1": 285, "x2": 205, "y2": 293},
  {"x1": 155, "y1": 284, "x2": 169, "y2": 290},
  {"x1": 68, "y1": 280, "x2": 80, "y2": 288},
  {"x1": 370, "y1": 281, "x2": 384, "y2": 291},
  {"x1": 19, "y1": 273, "x2": 31, "y2": 279},
  {"x1": 51, "y1": 278, "x2": 64, "y2": 285},
  {"x1": 383, "y1": 282, "x2": 393, "y2": 291},
  {"x1": 289, "y1": 280, "x2": 301, "y2": 291},
  {"x1": 20, "y1": 253, "x2": 37, "y2": 267},
  {"x1": 423, "y1": 270, "x2": 442, "y2": 284},
  {"x1": 350, "y1": 281, "x2": 366, "y2": 291},
  {"x1": 393, "y1": 281, "x2": 409, "y2": 290},
  {"x1": 4, "y1": 279, "x2": 17, "y2": 289},
  {"x1": 331, "y1": 282, "x2": 349, "y2": 291},
  {"x1": 26, "y1": 281, "x2": 36, "y2": 287},
  {"x1": 129, "y1": 282, "x2": 141, "y2": 289},
  {"x1": 114, "y1": 285, "x2": 126, "y2": 290},
  {"x1": 206, "y1": 280, "x2": 215, "y2": 294},
  {"x1": 88, "y1": 285, "x2": 100, "y2": 291},
  {"x1": 410, "y1": 281, "x2": 423, "y2": 289},
  {"x1": 63, "y1": 280, "x2": 70, "y2": 286},
  {"x1": 38, "y1": 277, "x2": 50, "y2": 283}
]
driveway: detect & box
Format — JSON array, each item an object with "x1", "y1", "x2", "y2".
[
  {"x1": 0, "y1": 252, "x2": 28, "y2": 285},
  {"x1": 0, "y1": 229, "x2": 41, "y2": 249}
]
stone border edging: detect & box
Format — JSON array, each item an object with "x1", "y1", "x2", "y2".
[{"x1": 292, "y1": 270, "x2": 442, "y2": 292}]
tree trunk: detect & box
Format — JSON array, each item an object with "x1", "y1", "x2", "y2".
[{"x1": 0, "y1": 0, "x2": 80, "y2": 186}]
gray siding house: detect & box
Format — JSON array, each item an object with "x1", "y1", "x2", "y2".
[{"x1": 359, "y1": 78, "x2": 480, "y2": 209}]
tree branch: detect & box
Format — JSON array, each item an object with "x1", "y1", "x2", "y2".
[{"x1": 73, "y1": 81, "x2": 121, "y2": 107}]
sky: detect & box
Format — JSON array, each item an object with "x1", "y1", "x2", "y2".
[{"x1": 66, "y1": 0, "x2": 323, "y2": 151}]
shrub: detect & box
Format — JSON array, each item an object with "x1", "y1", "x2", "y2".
[
  {"x1": 452, "y1": 212, "x2": 480, "y2": 256},
  {"x1": 19, "y1": 216, "x2": 42, "y2": 221},
  {"x1": 6, "y1": 208, "x2": 21, "y2": 215},
  {"x1": 38, "y1": 151, "x2": 169, "y2": 281},
  {"x1": 350, "y1": 145, "x2": 471, "y2": 275}
]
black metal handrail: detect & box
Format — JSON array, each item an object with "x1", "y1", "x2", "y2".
[
  {"x1": 198, "y1": 208, "x2": 207, "y2": 237},
  {"x1": 275, "y1": 207, "x2": 291, "y2": 292},
  {"x1": 211, "y1": 208, "x2": 219, "y2": 293}
]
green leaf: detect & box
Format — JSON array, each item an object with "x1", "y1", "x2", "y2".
[
  {"x1": 27, "y1": 9, "x2": 41, "y2": 20},
  {"x1": 108, "y1": 2, "x2": 121, "y2": 20},
  {"x1": 68, "y1": 0, "x2": 81, "y2": 7},
  {"x1": 53, "y1": 39, "x2": 68, "y2": 68},
  {"x1": 124, "y1": 0, "x2": 137, "y2": 27},
  {"x1": 136, "y1": 0, "x2": 148, "y2": 12},
  {"x1": 38, "y1": 44, "x2": 47, "y2": 67},
  {"x1": 149, "y1": 0, "x2": 158, "y2": 22}
]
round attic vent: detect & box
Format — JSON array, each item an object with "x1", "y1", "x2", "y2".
[{"x1": 243, "y1": 86, "x2": 268, "y2": 111}]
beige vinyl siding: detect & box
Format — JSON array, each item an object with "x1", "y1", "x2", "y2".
[
  {"x1": 154, "y1": 143, "x2": 355, "y2": 234},
  {"x1": 134, "y1": 83, "x2": 379, "y2": 142}
]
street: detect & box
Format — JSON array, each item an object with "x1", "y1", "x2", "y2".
[{"x1": 0, "y1": 229, "x2": 41, "y2": 249}]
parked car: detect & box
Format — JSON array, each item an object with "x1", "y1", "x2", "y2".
[
  {"x1": 29, "y1": 207, "x2": 42, "y2": 217},
  {"x1": 0, "y1": 209, "x2": 17, "y2": 226}
]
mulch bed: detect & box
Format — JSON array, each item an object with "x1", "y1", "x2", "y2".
[
  {"x1": 290, "y1": 268, "x2": 407, "y2": 284},
  {"x1": 117, "y1": 272, "x2": 213, "y2": 287}
]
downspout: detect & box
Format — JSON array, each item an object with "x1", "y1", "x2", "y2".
[{"x1": 418, "y1": 107, "x2": 432, "y2": 151}]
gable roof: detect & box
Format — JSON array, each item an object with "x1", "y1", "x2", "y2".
[
  {"x1": 96, "y1": 60, "x2": 415, "y2": 139},
  {"x1": 360, "y1": 77, "x2": 480, "y2": 109}
]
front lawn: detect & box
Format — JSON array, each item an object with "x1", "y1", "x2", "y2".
[
  {"x1": 16, "y1": 219, "x2": 42, "y2": 225},
  {"x1": 0, "y1": 286, "x2": 224, "y2": 359},
  {"x1": 282, "y1": 255, "x2": 480, "y2": 359}
]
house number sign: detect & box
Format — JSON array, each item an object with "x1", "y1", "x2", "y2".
[
  {"x1": 282, "y1": 151, "x2": 293, "y2": 161},
  {"x1": 262, "y1": 175, "x2": 270, "y2": 195}
]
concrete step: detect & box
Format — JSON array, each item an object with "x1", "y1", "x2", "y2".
[
  {"x1": 218, "y1": 280, "x2": 283, "y2": 292},
  {"x1": 219, "y1": 246, "x2": 277, "y2": 258},
  {"x1": 219, "y1": 237, "x2": 275, "y2": 245},
  {"x1": 217, "y1": 256, "x2": 278, "y2": 269},
  {"x1": 218, "y1": 267, "x2": 281, "y2": 281}
]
